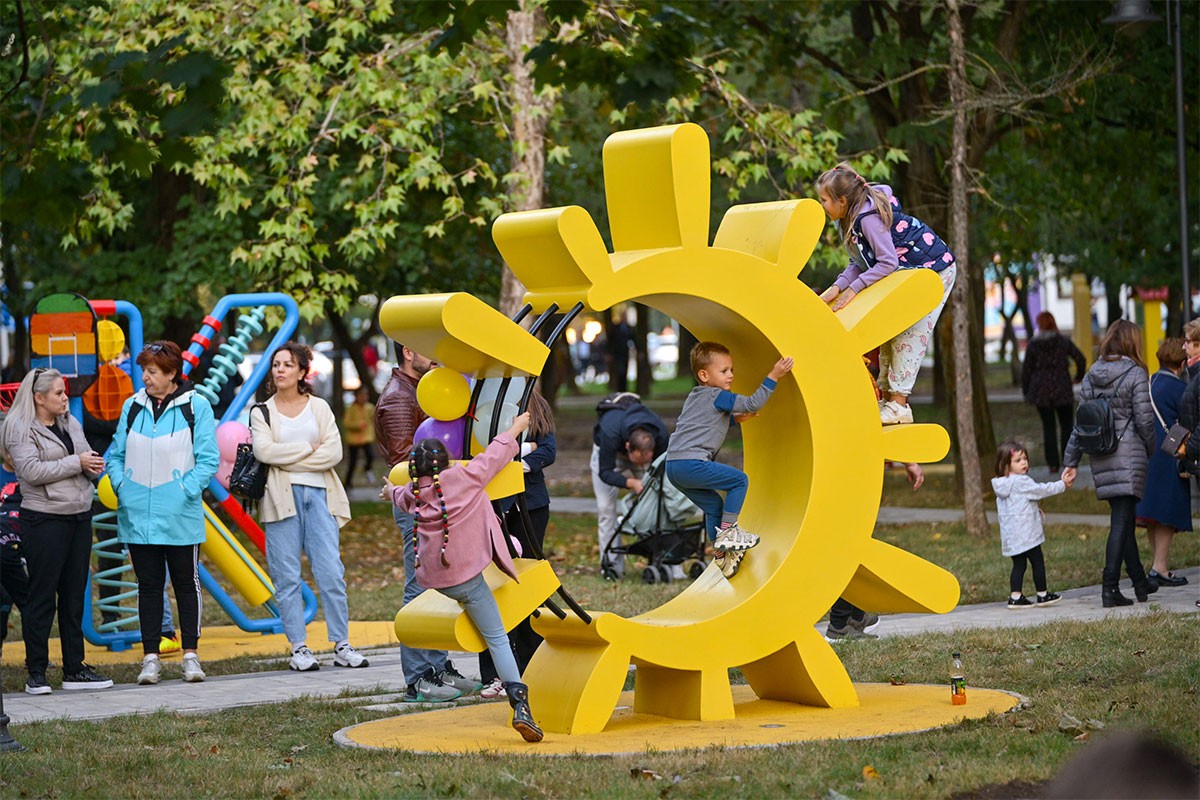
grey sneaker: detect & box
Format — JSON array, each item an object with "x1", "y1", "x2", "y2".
[
  {"x1": 334, "y1": 642, "x2": 369, "y2": 668},
  {"x1": 138, "y1": 655, "x2": 162, "y2": 685},
  {"x1": 848, "y1": 613, "x2": 880, "y2": 635},
  {"x1": 289, "y1": 645, "x2": 321, "y2": 672},
  {"x1": 825, "y1": 624, "x2": 878, "y2": 643},
  {"x1": 182, "y1": 653, "x2": 206, "y2": 683},
  {"x1": 439, "y1": 665, "x2": 482, "y2": 694},
  {"x1": 404, "y1": 671, "x2": 462, "y2": 703}
]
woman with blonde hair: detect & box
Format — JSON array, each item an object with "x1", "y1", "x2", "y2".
[
  {"x1": 3, "y1": 368, "x2": 111, "y2": 693},
  {"x1": 1062, "y1": 320, "x2": 1156, "y2": 607}
]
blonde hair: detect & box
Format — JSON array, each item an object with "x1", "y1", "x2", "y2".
[
  {"x1": 2, "y1": 368, "x2": 65, "y2": 457},
  {"x1": 815, "y1": 162, "x2": 895, "y2": 251}
]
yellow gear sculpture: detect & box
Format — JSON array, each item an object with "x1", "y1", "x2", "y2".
[{"x1": 380, "y1": 122, "x2": 959, "y2": 736}]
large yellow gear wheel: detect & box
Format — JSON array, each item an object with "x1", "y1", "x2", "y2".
[{"x1": 378, "y1": 123, "x2": 961, "y2": 738}]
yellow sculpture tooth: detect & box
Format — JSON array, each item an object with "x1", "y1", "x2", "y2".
[
  {"x1": 842, "y1": 539, "x2": 961, "y2": 614},
  {"x1": 378, "y1": 292, "x2": 547, "y2": 377},
  {"x1": 835, "y1": 268, "x2": 945, "y2": 354},
  {"x1": 491, "y1": 206, "x2": 612, "y2": 312},
  {"x1": 881, "y1": 423, "x2": 952, "y2": 464},
  {"x1": 603, "y1": 124, "x2": 711, "y2": 250},
  {"x1": 713, "y1": 199, "x2": 827, "y2": 272}
]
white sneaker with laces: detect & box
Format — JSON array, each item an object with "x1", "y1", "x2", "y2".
[
  {"x1": 138, "y1": 655, "x2": 161, "y2": 685},
  {"x1": 334, "y1": 642, "x2": 369, "y2": 668},
  {"x1": 480, "y1": 677, "x2": 507, "y2": 699},
  {"x1": 289, "y1": 645, "x2": 321, "y2": 672},
  {"x1": 713, "y1": 524, "x2": 759, "y2": 552},
  {"x1": 879, "y1": 401, "x2": 914, "y2": 425},
  {"x1": 182, "y1": 653, "x2": 206, "y2": 683}
]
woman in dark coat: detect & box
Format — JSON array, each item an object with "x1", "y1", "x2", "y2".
[
  {"x1": 1062, "y1": 320, "x2": 1156, "y2": 608},
  {"x1": 1022, "y1": 311, "x2": 1087, "y2": 471},
  {"x1": 1135, "y1": 338, "x2": 1190, "y2": 587}
]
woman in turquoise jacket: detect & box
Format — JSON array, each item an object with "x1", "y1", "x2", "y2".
[{"x1": 106, "y1": 341, "x2": 219, "y2": 686}]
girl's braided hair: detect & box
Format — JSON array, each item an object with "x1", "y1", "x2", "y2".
[{"x1": 409, "y1": 438, "x2": 452, "y2": 568}]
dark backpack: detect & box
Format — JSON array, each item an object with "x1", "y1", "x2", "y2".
[
  {"x1": 596, "y1": 392, "x2": 641, "y2": 413},
  {"x1": 125, "y1": 396, "x2": 195, "y2": 438},
  {"x1": 1074, "y1": 370, "x2": 1133, "y2": 456}
]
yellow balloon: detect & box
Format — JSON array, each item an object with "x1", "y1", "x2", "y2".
[
  {"x1": 97, "y1": 474, "x2": 118, "y2": 510},
  {"x1": 97, "y1": 320, "x2": 126, "y2": 363},
  {"x1": 416, "y1": 367, "x2": 470, "y2": 421}
]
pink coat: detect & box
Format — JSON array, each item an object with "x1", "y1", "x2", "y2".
[{"x1": 393, "y1": 434, "x2": 520, "y2": 590}]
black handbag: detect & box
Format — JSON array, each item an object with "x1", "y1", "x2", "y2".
[{"x1": 229, "y1": 404, "x2": 270, "y2": 501}]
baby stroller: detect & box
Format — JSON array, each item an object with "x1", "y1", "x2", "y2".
[{"x1": 602, "y1": 454, "x2": 707, "y2": 584}]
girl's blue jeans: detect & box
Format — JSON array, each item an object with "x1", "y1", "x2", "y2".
[
  {"x1": 665, "y1": 459, "x2": 749, "y2": 542},
  {"x1": 438, "y1": 573, "x2": 521, "y2": 684}
]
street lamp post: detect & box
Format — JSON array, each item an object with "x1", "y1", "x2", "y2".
[{"x1": 1105, "y1": 0, "x2": 1193, "y2": 322}]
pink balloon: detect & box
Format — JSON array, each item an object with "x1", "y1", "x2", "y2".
[
  {"x1": 216, "y1": 420, "x2": 251, "y2": 489},
  {"x1": 413, "y1": 416, "x2": 464, "y2": 460}
]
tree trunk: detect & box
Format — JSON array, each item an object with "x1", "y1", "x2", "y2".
[
  {"x1": 497, "y1": 3, "x2": 548, "y2": 318},
  {"x1": 634, "y1": 303, "x2": 652, "y2": 397},
  {"x1": 946, "y1": 0, "x2": 990, "y2": 539}
]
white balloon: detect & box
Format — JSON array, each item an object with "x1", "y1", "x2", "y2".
[{"x1": 472, "y1": 400, "x2": 520, "y2": 448}]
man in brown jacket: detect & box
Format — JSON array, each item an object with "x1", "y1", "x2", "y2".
[{"x1": 375, "y1": 343, "x2": 478, "y2": 701}]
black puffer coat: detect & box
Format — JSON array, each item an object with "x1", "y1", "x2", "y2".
[
  {"x1": 1021, "y1": 332, "x2": 1086, "y2": 408},
  {"x1": 1063, "y1": 356, "x2": 1155, "y2": 499},
  {"x1": 1179, "y1": 370, "x2": 1200, "y2": 475}
]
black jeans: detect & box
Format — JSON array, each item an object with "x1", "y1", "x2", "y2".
[
  {"x1": 1036, "y1": 405, "x2": 1074, "y2": 471},
  {"x1": 128, "y1": 543, "x2": 202, "y2": 653},
  {"x1": 20, "y1": 509, "x2": 92, "y2": 675},
  {"x1": 345, "y1": 444, "x2": 375, "y2": 486},
  {"x1": 1010, "y1": 544, "x2": 1047, "y2": 594},
  {"x1": 479, "y1": 504, "x2": 550, "y2": 683},
  {"x1": 1, "y1": 541, "x2": 31, "y2": 643},
  {"x1": 1103, "y1": 495, "x2": 1147, "y2": 591},
  {"x1": 828, "y1": 597, "x2": 866, "y2": 630}
]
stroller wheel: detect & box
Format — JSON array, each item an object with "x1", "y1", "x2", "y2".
[
  {"x1": 684, "y1": 559, "x2": 706, "y2": 580},
  {"x1": 642, "y1": 566, "x2": 660, "y2": 584},
  {"x1": 655, "y1": 564, "x2": 673, "y2": 583}
]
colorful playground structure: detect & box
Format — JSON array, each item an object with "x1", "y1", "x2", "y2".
[
  {"x1": 23, "y1": 291, "x2": 318, "y2": 651},
  {"x1": 377, "y1": 123, "x2": 966, "y2": 739}
]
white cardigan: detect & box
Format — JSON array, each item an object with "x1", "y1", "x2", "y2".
[{"x1": 250, "y1": 395, "x2": 351, "y2": 528}]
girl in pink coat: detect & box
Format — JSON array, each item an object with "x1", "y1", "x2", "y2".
[{"x1": 389, "y1": 411, "x2": 543, "y2": 743}]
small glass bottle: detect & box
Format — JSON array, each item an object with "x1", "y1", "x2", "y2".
[{"x1": 950, "y1": 651, "x2": 967, "y2": 705}]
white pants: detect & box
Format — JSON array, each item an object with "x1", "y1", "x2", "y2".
[{"x1": 590, "y1": 444, "x2": 624, "y2": 577}]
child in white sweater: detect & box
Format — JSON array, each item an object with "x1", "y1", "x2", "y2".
[{"x1": 991, "y1": 441, "x2": 1073, "y2": 609}]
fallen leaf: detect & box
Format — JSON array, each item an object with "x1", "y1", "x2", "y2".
[
  {"x1": 1085, "y1": 719, "x2": 1106, "y2": 731},
  {"x1": 631, "y1": 768, "x2": 661, "y2": 780},
  {"x1": 889, "y1": 676, "x2": 907, "y2": 686},
  {"x1": 1074, "y1": 731, "x2": 1090, "y2": 741},
  {"x1": 1132, "y1": 649, "x2": 1147, "y2": 657},
  {"x1": 1058, "y1": 713, "x2": 1085, "y2": 736},
  {"x1": 863, "y1": 765, "x2": 880, "y2": 781},
  {"x1": 209, "y1": 744, "x2": 221, "y2": 755}
]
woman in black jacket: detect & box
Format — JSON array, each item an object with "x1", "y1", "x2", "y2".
[
  {"x1": 1062, "y1": 320, "x2": 1156, "y2": 608},
  {"x1": 1022, "y1": 311, "x2": 1086, "y2": 472}
]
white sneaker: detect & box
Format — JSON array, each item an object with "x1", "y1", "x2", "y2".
[
  {"x1": 182, "y1": 653, "x2": 206, "y2": 683},
  {"x1": 879, "y1": 401, "x2": 913, "y2": 425},
  {"x1": 334, "y1": 642, "x2": 369, "y2": 668},
  {"x1": 289, "y1": 645, "x2": 320, "y2": 672},
  {"x1": 480, "y1": 677, "x2": 507, "y2": 700},
  {"x1": 713, "y1": 524, "x2": 759, "y2": 552},
  {"x1": 138, "y1": 655, "x2": 161, "y2": 685}
]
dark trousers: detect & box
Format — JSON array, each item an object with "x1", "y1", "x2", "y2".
[
  {"x1": 128, "y1": 543, "x2": 202, "y2": 653},
  {"x1": 828, "y1": 597, "x2": 866, "y2": 630},
  {"x1": 1103, "y1": 495, "x2": 1147, "y2": 591},
  {"x1": 1, "y1": 541, "x2": 31, "y2": 643},
  {"x1": 20, "y1": 509, "x2": 92, "y2": 674},
  {"x1": 345, "y1": 444, "x2": 375, "y2": 486},
  {"x1": 1010, "y1": 544, "x2": 1047, "y2": 593},
  {"x1": 479, "y1": 504, "x2": 549, "y2": 682},
  {"x1": 1036, "y1": 405, "x2": 1074, "y2": 471}
]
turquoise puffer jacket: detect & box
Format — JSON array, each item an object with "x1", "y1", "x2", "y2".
[{"x1": 106, "y1": 384, "x2": 219, "y2": 546}]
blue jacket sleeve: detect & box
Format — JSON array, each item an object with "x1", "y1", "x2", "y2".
[{"x1": 524, "y1": 431, "x2": 557, "y2": 473}]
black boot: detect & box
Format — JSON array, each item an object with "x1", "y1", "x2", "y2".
[
  {"x1": 1133, "y1": 578, "x2": 1158, "y2": 602},
  {"x1": 1102, "y1": 588, "x2": 1133, "y2": 607},
  {"x1": 505, "y1": 682, "x2": 543, "y2": 743}
]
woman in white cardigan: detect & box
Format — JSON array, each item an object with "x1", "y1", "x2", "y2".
[{"x1": 251, "y1": 342, "x2": 367, "y2": 672}]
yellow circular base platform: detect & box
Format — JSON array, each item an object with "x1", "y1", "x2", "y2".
[{"x1": 335, "y1": 684, "x2": 1022, "y2": 756}]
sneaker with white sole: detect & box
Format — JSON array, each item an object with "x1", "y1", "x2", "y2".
[
  {"x1": 712, "y1": 524, "x2": 759, "y2": 552},
  {"x1": 1035, "y1": 592, "x2": 1062, "y2": 607},
  {"x1": 824, "y1": 624, "x2": 878, "y2": 643},
  {"x1": 404, "y1": 670, "x2": 462, "y2": 703},
  {"x1": 848, "y1": 612, "x2": 880, "y2": 635},
  {"x1": 289, "y1": 645, "x2": 320, "y2": 672},
  {"x1": 25, "y1": 672, "x2": 51, "y2": 695},
  {"x1": 714, "y1": 550, "x2": 744, "y2": 578},
  {"x1": 879, "y1": 401, "x2": 913, "y2": 425},
  {"x1": 62, "y1": 664, "x2": 114, "y2": 690},
  {"x1": 138, "y1": 655, "x2": 162, "y2": 685},
  {"x1": 182, "y1": 653, "x2": 206, "y2": 682},
  {"x1": 480, "y1": 677, "x2": 507, "y2": 700},
  {"x1": 438, "y1": 665, "x2": 481, "y2": 694},
  {"x1": 334, "y1": 642, "x2": 369, "y2": 668}
]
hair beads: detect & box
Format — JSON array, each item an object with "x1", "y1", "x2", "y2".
[{"x1": 409, "y1": 443, "x2": 451, "y2": 569}]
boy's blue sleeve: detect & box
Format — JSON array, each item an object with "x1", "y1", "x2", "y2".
[
  {"x1": 720, "y1": 378, "x2": 778, "y2": 414},
  {"x1": 713, "y1": 391, "x2": 737, "y2": 413}
]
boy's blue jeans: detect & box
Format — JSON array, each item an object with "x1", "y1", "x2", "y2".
[{"x1": 665, "y1": 459, "x2": 749, "y2": 542}]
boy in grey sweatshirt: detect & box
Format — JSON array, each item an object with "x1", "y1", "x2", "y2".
[{"x1": 665, "y1": 342, "x2": 792, "y2": 577}]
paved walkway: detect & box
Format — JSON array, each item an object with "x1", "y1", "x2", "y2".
[{"x1": 4, "y1": 566, "x2": 1195, "y2": 727}]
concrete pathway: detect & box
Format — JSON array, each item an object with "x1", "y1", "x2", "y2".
[{"x1": 4, "y1": 567, "x2": 1194, "y2": 727}]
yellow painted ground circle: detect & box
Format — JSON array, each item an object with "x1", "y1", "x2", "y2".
[{"x1": 335, "y1": 684, "x2": 1022, "y2": 756}]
